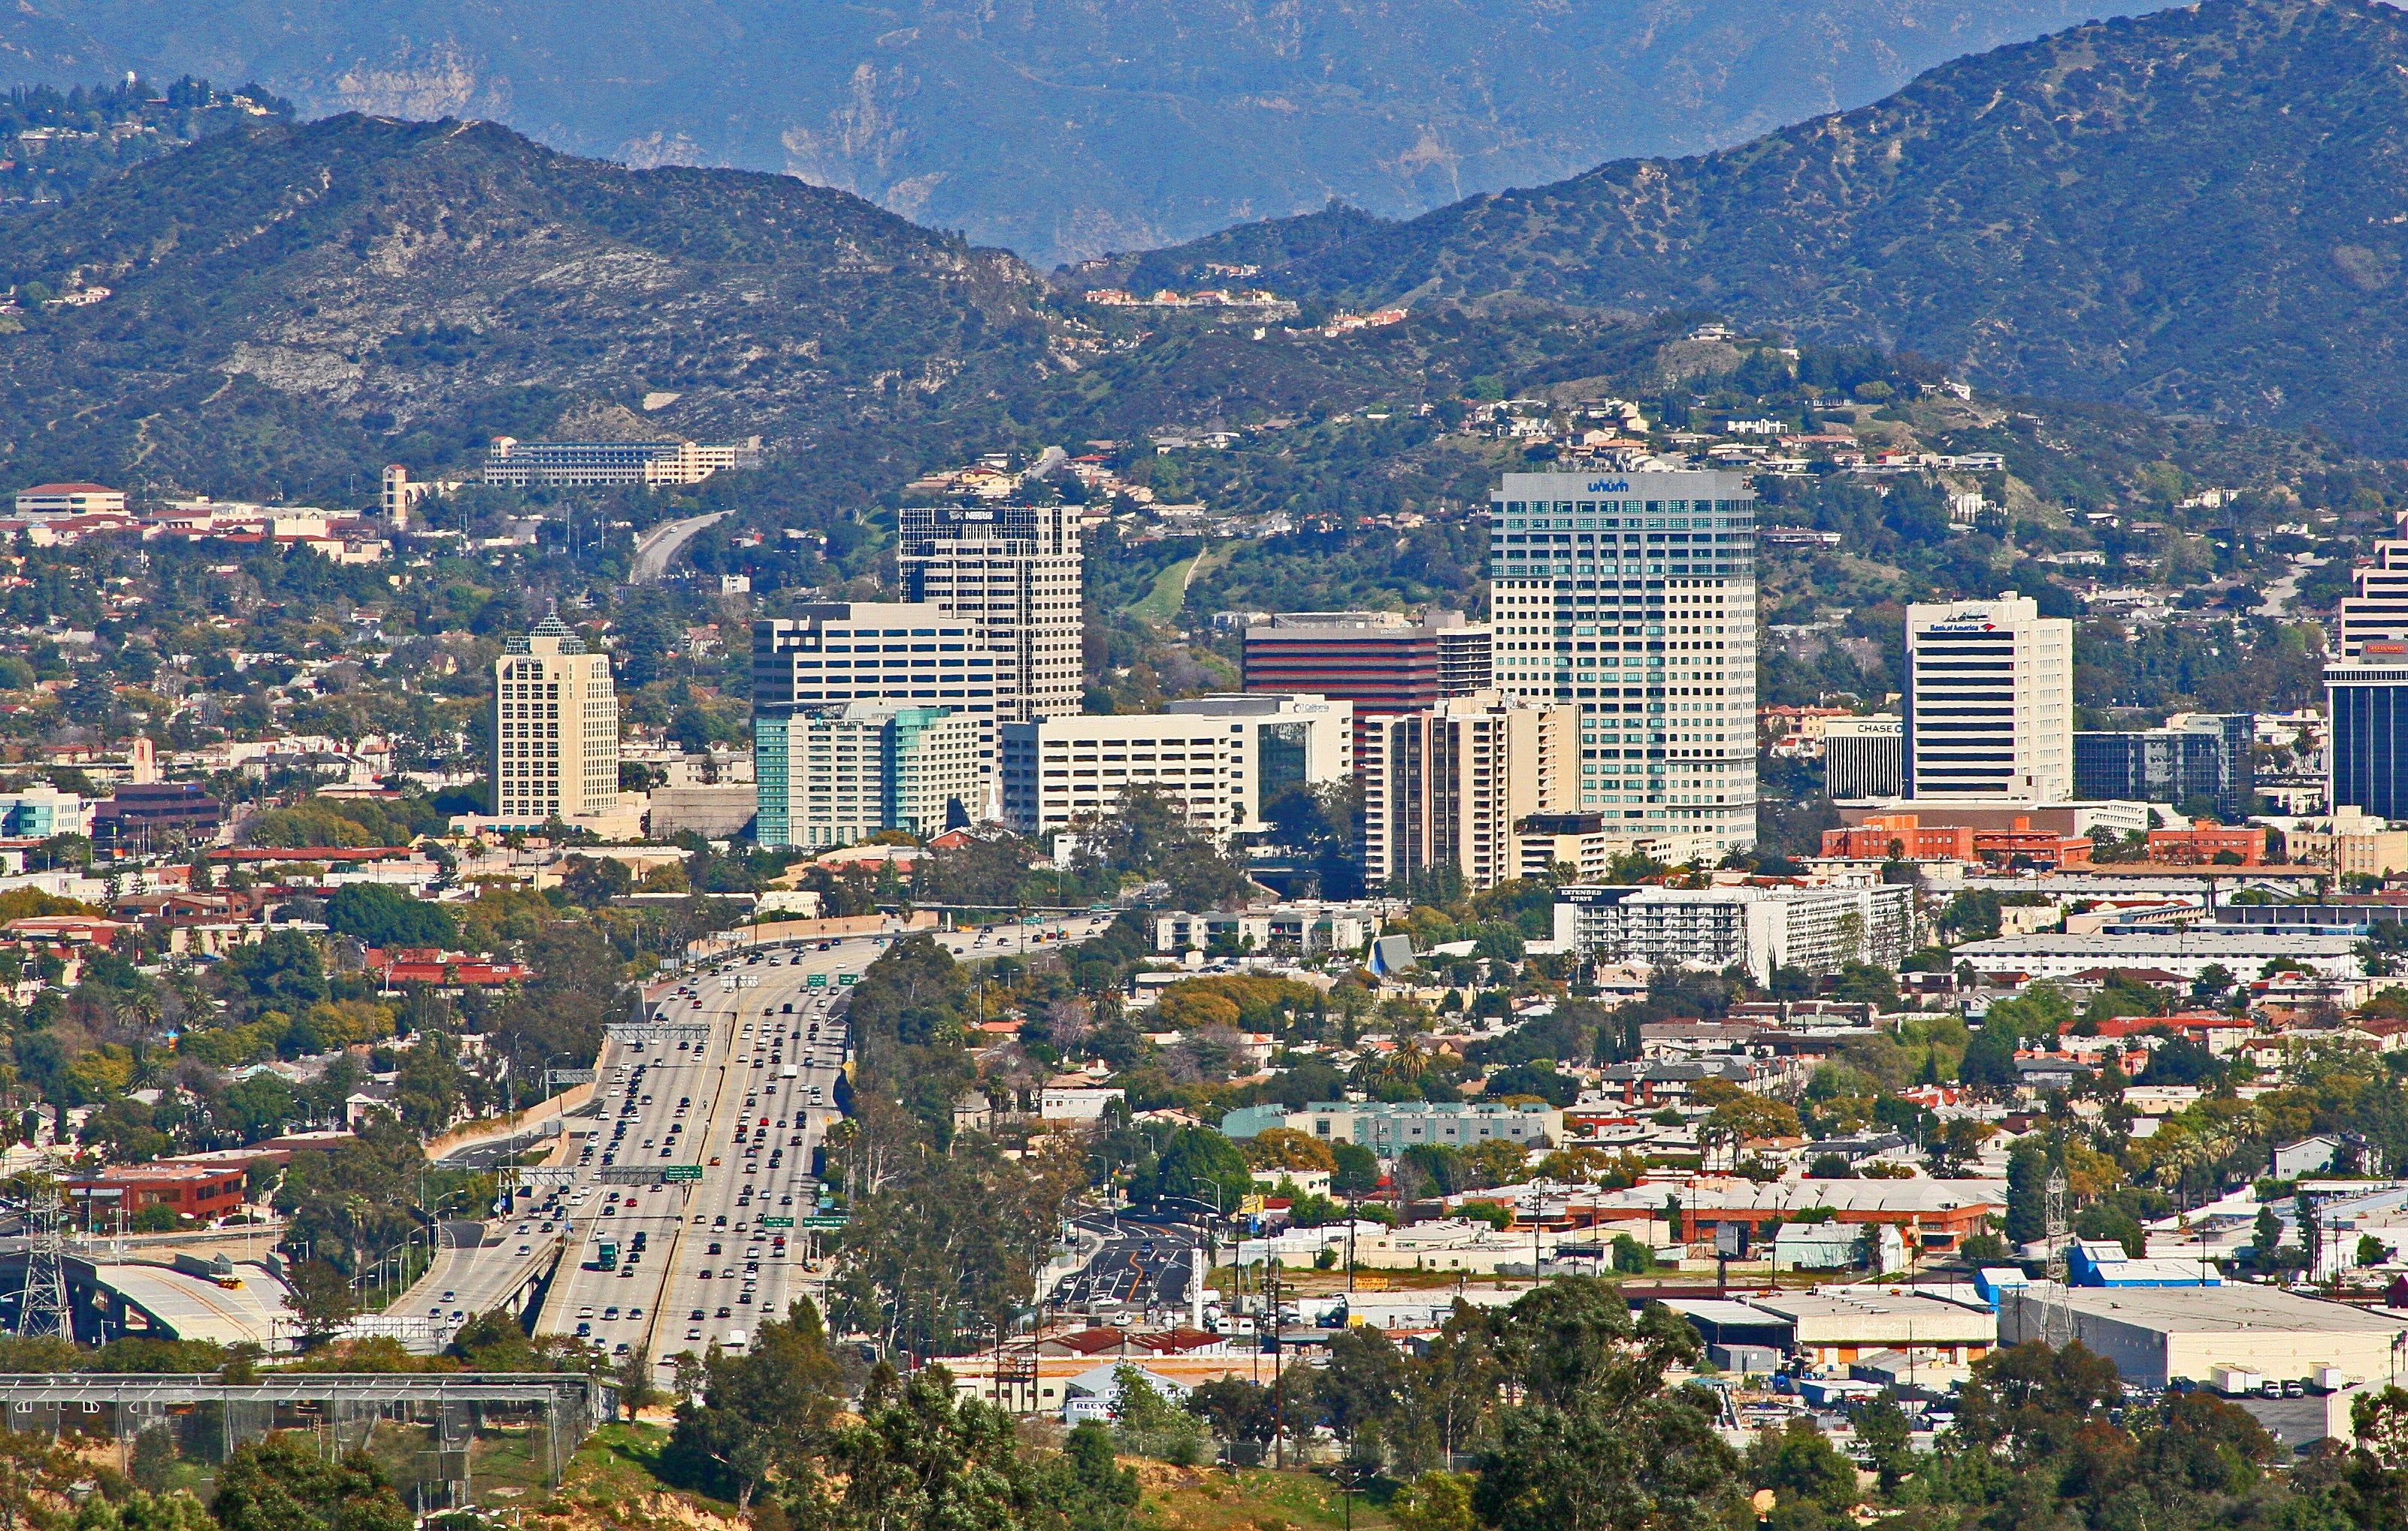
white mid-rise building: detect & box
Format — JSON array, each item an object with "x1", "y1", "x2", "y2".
[
  {"x1": 1904, "y1": 594, "x2": 2072, "y2": 803},
  {"x1": 1552, "y1": 882, "x2": 1915, "y2": 982},
  {"x1": 1486, "y1": 470, "x2": 1758, "y2": 855},
  {"x1": 492, "y1": 616, "x2": 619, "y2": 824},
  {"x1": 999, "y1": 694, "x2": 1351, "y2": 839},
  {"x1": 899, "y1": 504, "x2": 1085, "y2": 724}
]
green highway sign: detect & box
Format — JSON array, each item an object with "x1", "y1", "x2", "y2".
[
  {"x1": 838, "y1": 973, "x2": 858, "y2": 986},
  {"x1": 802, "y1": 1215, "x2": 849, "y2": 1228},
  {"x1": 806, "y1": 972, "x2": 829, "y2": 988},
  {"x1": 662, "y1": 1165, "x2": 703, "y2": 1182},
  {"x1": 760, "y1": 1217, "x2": 794, "y2": 1228}
]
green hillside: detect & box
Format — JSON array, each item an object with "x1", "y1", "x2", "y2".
[
  {"x1": 0, "y1": 112, "x2": 1051, "y2": 497},
  {"x1": 1157, "y1": 0, "x2": 2408, "y2": 449}
]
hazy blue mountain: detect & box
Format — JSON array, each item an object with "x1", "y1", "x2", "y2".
[
  {"x1": 1141, "y1": 0, "x2": 2408, "y2": 449},
  {"x1": 0, "y1": 2, "x2": 2136, "y2": 265}
]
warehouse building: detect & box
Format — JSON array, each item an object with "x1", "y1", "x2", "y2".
[{"x1": 1998, "y1": 1283, "x2": 2408, "y2": 1391}]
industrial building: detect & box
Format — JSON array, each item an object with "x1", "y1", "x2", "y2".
[{"x1": 1998, "y1": 1283, "x2": 2408, "y2": 1392}]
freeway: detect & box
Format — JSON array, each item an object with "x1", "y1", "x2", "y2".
[
  {"x1": 630, "y1": 510, "x2": 732, "y2": 584},
  {"x1": 512, "y1": 912, "x2": 1124, "y2": 1372}
]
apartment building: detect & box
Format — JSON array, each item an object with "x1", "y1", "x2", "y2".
[
  {"x1": 999, "y1": 694, "x2": 1351, "y2": 838},
  {"x1": 493, "y1": 616, "x2": 619, "y2": 823},
  {"x1": 1241, "y1": 610, "x2": 1492, "y2": 713},
  {"x1": 1904, "y1": 594, "x2": 2073, "y2": 803},
  {"x1": 1486, "y1": 470, "x2": 1758, "y2": 855},
  {"x1": 754, "y1": 703, "x2": 982, "y2": 849},
  {"x1": 478, "y1": 436, "x2": 759, "y2": 488},
  {"x1": 897, "y1": 504, "x2": 1084, "y2": 723},
  {"x1": 1553, "y1": 882, "x2": 1914, "y2": 982},
  {"x1": 1358, "y1": 691, "x2": 1578, "y2": 890}
]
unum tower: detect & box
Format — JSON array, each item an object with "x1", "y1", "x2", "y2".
[{"x1": 1486, "y1": 470, "x2": 1759, "y2": 859}]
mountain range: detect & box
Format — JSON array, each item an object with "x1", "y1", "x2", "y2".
[
  {"x1": 1137, "y1": 0, "x2": 2408, "y2": 449},
  {"x1": 0, "y1": 113, "x2": 1050, "y2": 498},
  {"x1": 0, "y1": 0, "x2": 2400, "y2": 507},
  {"x1": 0, "y1": 1, "x2": 2135, "y2": 267}
]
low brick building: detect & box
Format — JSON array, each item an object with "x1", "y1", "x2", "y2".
[{"x1": 67, "y1": 1163, "x2": 248, "y2": 1225}]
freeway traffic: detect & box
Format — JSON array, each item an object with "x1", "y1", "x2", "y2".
[{"x1": 397, "y1": 912, "x2": 1125, "y2": 1370}]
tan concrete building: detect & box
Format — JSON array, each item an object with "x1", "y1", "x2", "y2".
[
  {"x1": 1360, "y1": 691, "x2": 1578, "y2": 890},
  {"x1": 493, "y1": 616, "x2": 620, "y2": 825}
]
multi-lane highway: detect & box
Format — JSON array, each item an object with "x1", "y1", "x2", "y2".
[{"x1": 413, "y1": 913, "x2": 1124, "y2": 1372}]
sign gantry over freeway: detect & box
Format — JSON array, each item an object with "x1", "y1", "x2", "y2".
[
  {"x1": 597, "y1": 1165, "x2": 705, "y2": 1185},
  {"x1": 503, "y1": 1167, "x2": 579, "y2": 1188},
  {"x1": 608, "y1": 1022, "x2": 710, "y2": 1043}
]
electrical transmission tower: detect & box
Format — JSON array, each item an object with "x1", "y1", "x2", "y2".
[
  {"x1": 15, "y1": 1162, "x2": 71, "y2": 1340},
  {"x1": 2042, "y1": 1167, "x2": 2071, "y2": 1350}
]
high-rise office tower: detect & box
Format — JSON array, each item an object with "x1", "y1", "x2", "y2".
[
  {"x1": 1242, "y1": 610, "x2": 1492, "y2": 713},
  {"x1": 1903, "y1": 594, "x2": 2073, "y2": 802},
  {"x1": 493, "y1": 615, "x2": 619, "y2": 822},
  {"x1": 1357, "y1": 691, "x2": 1579, "y2": 890},
  {"x1": 2328, "y1": 658, "x2": 2408, "y2": 821},
  {"x1": 2074, "y1": 714, "x2": 2255, "y2": 815},
  {"x1": 1487, "y1": 469, "x2": 1758, "y2": 856},
  {"x1": 898, "y1": 504, "x2": 1084, "y2": 722},
  {"x1": 2337, "y1": 540, "x2": 2408, "y2": 658}
]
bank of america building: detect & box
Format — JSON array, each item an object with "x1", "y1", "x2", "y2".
[{"x1": 1488, "y1": 470, "x2": 1758, "y2": 857}]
